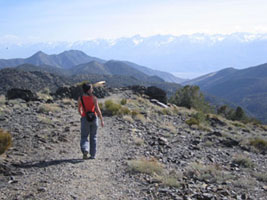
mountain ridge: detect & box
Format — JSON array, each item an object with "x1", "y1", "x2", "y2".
[
  {"x1": 183, "y1": 63, "x2": 267, "y2": 123},
  {"x1": 0, "y1": 50, "x2": 184, "y2": 83}
]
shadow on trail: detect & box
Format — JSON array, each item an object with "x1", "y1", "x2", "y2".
[{"x1": 12, "y1": 158, "x2": 84, "y2": 169}]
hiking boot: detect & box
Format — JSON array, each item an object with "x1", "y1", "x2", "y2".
[{"x1": 83, "y1": 151, "x2": 89, "y2": 159}]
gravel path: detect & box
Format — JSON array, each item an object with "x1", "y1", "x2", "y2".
[{"x1": 0, "y1": 99, "x2": 143, "y2": 200}]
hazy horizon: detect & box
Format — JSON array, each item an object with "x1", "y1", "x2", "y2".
[{"x1": 1, "y1": 0, "x2": 267, "y2": 79}]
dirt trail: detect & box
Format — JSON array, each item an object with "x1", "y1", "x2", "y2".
[{"x1": 0, "y1": 97, "x2": 143, "y2": 200}]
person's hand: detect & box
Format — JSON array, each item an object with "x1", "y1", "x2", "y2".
[{"x1": 101, "y1": 120, "x2": 104, "y2": 127}]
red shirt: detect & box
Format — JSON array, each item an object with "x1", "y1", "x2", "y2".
[{"x1": 81, "y1": 95, "x2": 96, "y2": 117}]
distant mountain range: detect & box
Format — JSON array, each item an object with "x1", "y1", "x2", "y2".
[
  {"x1": 1, "y1": 33, "x2": 267, "y2": 78},
  {"x1": 183, "y1": 63, "x2": 267, "y2": 123},
  {"x1": 0, "y1": 50, "x2": 182, "y2": 96},
  {"x1": 0, "y1": 50, "x2": 184, "y2": 83}
]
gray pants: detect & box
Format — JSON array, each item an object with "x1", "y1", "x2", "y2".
[{"x1": 80, "y1": 117, "x2": 98, "y2": 157}]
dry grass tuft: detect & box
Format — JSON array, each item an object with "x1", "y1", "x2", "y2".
[
  {"x1": 37, "y1": 92, "x2": 53, "y2": 101},
  {"x1": 0, "y1": 129, "x2": 12, "y2": 155},
  {"x1": 252, "y1": 172, "x2": 267, "y2": 183},
  {"x1": 38, "y1": 104, "x2": 60, "y2": 114},
  {"x1": 249, "y1": 137, "x2": 267, "y2": 152},
  {"x1": 61, "y1": 98, "x2": 75, "y2": 106},
  {"x1": 186, "y1": 162, "x2": 233, "y2": 183},
  {"x1": 122, "y1": 115, "x2": 134, "y2": 123},
  {"x1": 0, "y1": 95, "x2": 6, "y2": 106},
  {"x1": 38, "y1": 115, "x2": 53, "y2": 125},
  {"x1": 127, "y1": 158, "x2": 163, "y2": 175},
  {"x1": 132, "y1": 136, "x2": 144, "y2": 146},
  {"x1": 133, "y1": 114, "x2": 146, "y2": 123},
  {"x1": 232, "y1": 154, "x2": 254, "y2": 168}
]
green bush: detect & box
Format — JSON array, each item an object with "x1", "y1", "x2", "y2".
[
  {"x1": 170, "y1": 85, "x2": 212, "y2": 113},
  {"x1": 186, "y1": 117, "x2": 199, "y2": 126},
  {"x1": 0, "y1": 129, "x2": 12, "y2": 155},
  {"x1": 186, "y1": 112, "x2": 206, "y2": 126},
  {"x1": 120, "y1": 99, "x2": 127, "y2": 105},
  {"x1": 104, "y1": 100, "x2": 121, "y2": 115}
]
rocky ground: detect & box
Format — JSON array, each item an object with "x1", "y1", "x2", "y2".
[{"x1": 0, "y1": 89, "x2": 266, "y2": 200}]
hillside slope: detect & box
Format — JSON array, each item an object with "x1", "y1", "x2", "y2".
[
  {"x1": 0, "y1": 89, "x2": 266, "y2": 199},
  {"x1": 183, "y1": 63, "x2": 267, "y2": 123}
]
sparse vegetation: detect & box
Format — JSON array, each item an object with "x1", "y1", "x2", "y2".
[
  {"x1": 155, "y1": 174, "x2": 181, "y2": 188},
  {"x1": 61, "y1": 98, "x2": 75, "y2": 106},
  {"x1": 252, "y1": 172, "x2": 267, "y2": 183},
  {"x1": 249, "y1": 137, "x2": 267, "y2": 152},
  {"x1": 0, "y1": 95, "x2": 6, "y2": 105},
  {"x1": 232, "y1": 177, "x2": 257, "y2": 189},
  {"x1": 186, "y1": 112, "x2": 207, "y2": 127},
  {"x1": 132, "y1": 136, "x2": 144, "y2": 146},
  {"x1": 38, "y1": 104, "x2": 60, "y2": 114},
  {"x1": 232, "y1": 154, "x2": 254, "y2": 168},
  {"x1": 123, "y1": 115, "x2": 134, "y2": 123},
  {"x1": 186, "y1": 162, "x2": 233, "y2": 183},
  {"x1": 0, "y1": 128, "x2": 12, "y2": 155},
  {"x1": 127, "y1": 158, "x2": 163, "y2": 175},
  {"x1": 38, "y1": 115, "x2": 53, "y2": 125}
]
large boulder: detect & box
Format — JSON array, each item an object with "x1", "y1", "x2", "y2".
[
  {"x1": 145, "y1": 86, "x2": 167, "y2": 104},
  {"x1": 6, "y1": 88, "x2": 39, "y2": 102},
  {"x1": 129, "y1": 85, "x2": 147, "y2": 95}
]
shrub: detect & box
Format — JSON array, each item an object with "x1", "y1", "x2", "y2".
[
  {"x1": 0, "y1": 129, "x2": 12, "y2": 155},
  {"x1": 253, "y1": 172, "x2": 267, "y2": 183},
  {"x1": 104, "y1": 100, "x2": 121, "y2": 115},
  {"x1": 120, "y1": 107, "x2": 131, "y2": 115},
  {"x1": 120, "y1": 98, "x2": 127, "y2": 105},
  {"x1": 127, "y1": 158, "x2": 163, "y2": 175},
  {"x1": 232, "y1": 155, "x2": 254, "y2": 168},
  {"x1": 156, "y1": 175, "x2": 180, "y2": 188},
  {"x1": 249, "y1": 137, "x2": 267, "y2": 152},
  {"x1": 170, "y1": 85, "x2": 212, "y2": 113},
  {"x1": 131, "y1": 109, "x2": 140, "y2": 117},
  {"x1": 186, "y1": 112, "x2": 206, "y2": 126},
  {"x1": 133, "y1": 114, "x2": 146, "y2": 123},
  {"x1": 62, "y1": 98, "x2": 75, "y2": 106},
  {"x1": 38, "y1": 115, "x2": 53, "y2": 125},
  {"x1": 186, "y1": 163, "x2": 233, "y2": 183},
  {"x1": 38, "y1": 104, "x2": 60, "y2": 114},
  {"x1": 122, "y1": 115, "x2": 134, "y2": 123}
]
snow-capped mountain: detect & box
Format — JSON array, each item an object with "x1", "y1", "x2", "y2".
[{"x1": 1, "y1": 33, "x2": 267, "y2": 79}]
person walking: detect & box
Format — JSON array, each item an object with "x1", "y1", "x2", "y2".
[{"x1": 78, "y1": 83, "x2": 104, "y2": 159}]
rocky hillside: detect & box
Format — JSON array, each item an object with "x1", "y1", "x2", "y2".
[
  {"x1": 0, "y1": 68, "x2": 70, "y2": 94},
  {"x1": 0, "y1": 88, "x2": 266, "y2": 199}
]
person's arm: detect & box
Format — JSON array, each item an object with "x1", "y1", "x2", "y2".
[
  {"x1": 77, "y1": 96, "x2": 83, "y2": 116},
  {"x1": 93, "y1": 97, "x2": 104, "y2": 127}
]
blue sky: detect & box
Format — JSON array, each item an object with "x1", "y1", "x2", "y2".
[{"x1": 1, "y1": 0, "x2": 267, "y2": 43}]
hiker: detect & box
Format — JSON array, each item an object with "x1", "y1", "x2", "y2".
[{"x1": 78, "y1": 83, "x2": 104, "y2": 159}]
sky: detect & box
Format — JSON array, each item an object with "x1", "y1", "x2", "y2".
[{"x1": 1, "y1": 0, "x2": 267, "y2": 43}]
